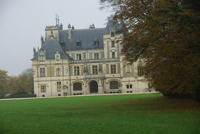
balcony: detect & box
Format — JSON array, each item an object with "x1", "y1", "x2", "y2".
[{"x1": 69, "y1": 58, "x2": 120, "y2": 64}]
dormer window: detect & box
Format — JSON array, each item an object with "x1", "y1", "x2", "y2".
[
  {"x1": 111, "y1": 32, "x2": 115, "y2": 37},
  {"x1": 40, "y1": 55, "x2": 44, "y2": 62},
  {"x1": 94, "y1": 41, "x2": 99, "y2": 46},
  {"x1": 76, "y1": 39, "x2": 81, "y2": 47},
  {"x1": 56, "y1": 55, "x2": 59, "y2": 61},
  {"x1": 94, "y1": 38, "x2": 99, "y2": 47}
]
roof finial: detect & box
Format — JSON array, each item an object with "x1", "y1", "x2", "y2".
[
  {"x1": 33, "y1": 47, "x2": 36, "y2": 56},
  {"x1": 58, "y1": 14, "x2": 60, "y2": 25},
  {"x1": 55, "y1": 13, "x2": 57, "y2": 25},
  {"x1": 68, "y1": 24, "x2": 71, "y2": 28},
  {"x1": 56, "y1": 45, "x2": 59, "y2": 52}
]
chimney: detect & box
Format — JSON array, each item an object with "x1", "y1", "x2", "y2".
[
  {"x1": 68, "y1": 24, "x2": 71, "y2": 39},
  {"x1": 33, "y1": 47, "x2": 36, "y2": 56},
  {"x1": 50, "y1": 31, "x2": 54, "y2": 39},
  {"x1": 41, "y1": 36, "x2": 44, "y2": 47},
  {"x1": 89, "y1": 24, "x2": 95, "y2": 29}
]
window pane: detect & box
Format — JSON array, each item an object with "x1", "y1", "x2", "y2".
[
  {"x1": 74, "y1": 66, "x2": 79, "y2": 75},
  {"x1": 127, "y1": 85, "x2": 129, "y2": 89},
  {"x1": 111, "y1": 32, "x2": 114, "y2": 37},
  {"x1": 76, "y1": 54, "x2": 81, "y2": 60},
  {"x1": 57, "y1": 82, "x2": 61, "y2": 92},
  {"x1": 92, "y1": 66, "x2": 98, "y2": 74},
  {"x1": 40, "y1": 68, "x2": 42, "y2": 77},
  {"x1": 43, "y1": 68, "x2": 45, "y2": 77},
  {"x1": 111, "y1": 65, "x2": 116, "y2": 74},
  {"x1": 73, "y1": 83, "x2": 82, "y2": 91},
  {"x1": 130, "y1": 85, "x2": 132, "y2": 88},
  {"x1": 112, "y1": 52, "x2": 115, "y2": 58},
  {"x1": 94, "y1": 41, "x2": 99, "y2": 46},
  {"x1": 77, "y1": 67, "x2": 79, "y2": 75},
  {"x1": 112, "y1": 41, "x2": 115, "y2": 47},
  {"x1": 94, "y1": 53, "x2": 99, "y2": 59},
  {"x1": 41, "y1": 86, "x2": 46, "y2": 92},
  {"x1": 110, "y1": 81, "x2": 118, "y2": 89},
  {"x1": 57, "y1": 68, "x2": 60, "y2": 76}
]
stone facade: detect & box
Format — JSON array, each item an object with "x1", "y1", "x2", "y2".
[{"x1": 32, "y1": 20, "x2": 153, "y2": 97}]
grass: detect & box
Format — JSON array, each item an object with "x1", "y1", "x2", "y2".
[{"x1": 0, "y1": 93, "x2": 200, "y2": 134}]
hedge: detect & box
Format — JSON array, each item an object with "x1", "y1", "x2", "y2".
[{"x1": 6, "y1": 94, "x2": 36, "y2": 98}]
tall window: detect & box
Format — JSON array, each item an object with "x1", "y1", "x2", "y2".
[
  {"x1": 111, "y1": 32, "x2": 115, "y2": 37},
  {"x1": 73, "y1": 83, "x2": 82, "y2": 91},
  {"x1": 57, "y1": 82, "x2": 61, "y2": 92},
  {"x1": 110, "y1": 81, "x2": 118, "y2": 89},
  {"x1": 40, "y1": 55, "x2": 44, "y2": 62},
  {"x1": 112, "y1": 52, "x2": 115, "y2": 58},
  {"x1": 56, "y1": 55, "x2": 59, "y2": 61},
  {"x1": 111, "y1": 65, "x2": 116, "y2": 74},
  {"x1": 40, "y1": 68, "x2": 45, "y2": 77},
  {"x1": 111, "y1": 41, "x2": 115, "y2": 47},
  {"x1": 74, "y1": 66, "x2": 80, "y2": 75},
  {"x1": 76, "y1": 54, "x2": 81, "y2": 60},
  {"x1": 94, "y1": 53, "x2": 99, "y2": 59},
  {"x1": 138, "y1": 64, "x2": 144, "y2": 76},
  {"x1": 92, "y1": 65, "x2": 98, "y2": 74},
  {"x1": 41, "y1": 86, "x2": 46, "y2": 92},
  {"x1": 56, "y1": 68, "x2": 60, "y2": 76}
]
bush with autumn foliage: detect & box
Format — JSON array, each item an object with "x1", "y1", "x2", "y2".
[
  {"x1": 0, "y1": 68, "x2": 34, "y2": 98},
  {"x1": 101, "y1": 0, "x2": 200, "y2": 100}
]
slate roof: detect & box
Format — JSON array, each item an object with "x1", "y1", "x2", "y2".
[
  {"x1": 59, "y1": 20, "x2": 121, "y2": 50},
  {"x1": 32, "y1": 39, "x2": 71, "y2": 60},
  {"x1": 59, "y1": 28, "x2": 105, "y2": 50},
  {"x1": 32, "y1": 20, "x2": 122, "y2": 59}
]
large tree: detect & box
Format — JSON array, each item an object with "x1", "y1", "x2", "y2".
[
  {"x1": 0, "y1": 70, "x2": 8, "y2": 96},
  {"x1": 7, "y1": 68, "x2": 34, "y2": 94},
  {"x1": 101, "y1": 0, "x2": 200, "y2": 97}
]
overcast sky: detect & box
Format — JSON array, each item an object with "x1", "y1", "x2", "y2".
[{"x1": 0, "y1": 0, "x2": 112, "y2": 76}]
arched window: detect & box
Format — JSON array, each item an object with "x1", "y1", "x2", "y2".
[
  {"x1": 73, "y1": 83, "x2": 82, "y2": 91},
  {"x1": 110, "y1": 81, "x2": 118, "y2": 89},
  {"x1": 138, "y1": 64, "x2": 144, "y2": 76}
]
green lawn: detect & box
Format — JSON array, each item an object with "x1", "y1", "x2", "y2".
[{"x1": 0, "y1": 93, "x2": 200, "y2": 134}]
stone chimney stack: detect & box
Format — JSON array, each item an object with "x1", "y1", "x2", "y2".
[
  {"x1": 89, "y1": 24, "x2": 95, "y2": 29},
  {"x1": 68, "y1": 24, "x2": 71, "y2": 39}
]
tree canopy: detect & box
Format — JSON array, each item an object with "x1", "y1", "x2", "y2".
[{"x1": 101, "y1": 0, "x2": 200, "y2": 98}]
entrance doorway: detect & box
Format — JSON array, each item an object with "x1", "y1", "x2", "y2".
[{"x1": 90, "y1": 81, "x2": 98, "y2": 93}]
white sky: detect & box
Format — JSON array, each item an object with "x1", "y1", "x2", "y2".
[{"x1": 0, "y1": 0, "x2": 112, "y2": 76}]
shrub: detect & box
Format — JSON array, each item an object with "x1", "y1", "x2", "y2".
[
  {"x1": 0, "y1": 95, "x2": 5, "y2": 99},
  {"x1": 9, "y1": 94, "x2": 36, "y2": 98}
]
